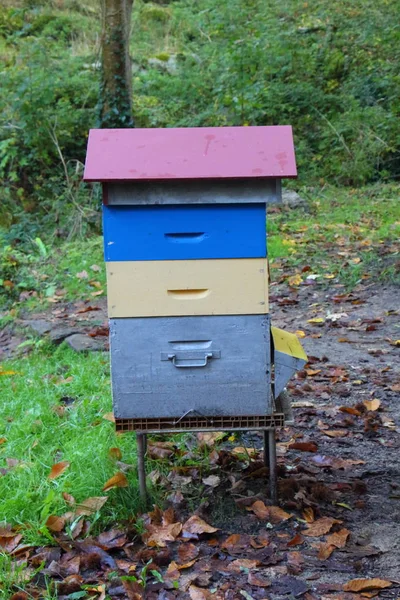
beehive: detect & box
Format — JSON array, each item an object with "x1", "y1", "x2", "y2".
[{"x1": 84, "y1": 126, "x2": 306, "y2": 432}]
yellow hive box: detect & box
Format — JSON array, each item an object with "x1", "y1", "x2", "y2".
[{"x1": 107, "y1": 258, "x2": 269, "y2": 318}]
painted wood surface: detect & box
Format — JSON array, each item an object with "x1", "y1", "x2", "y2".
[
  {"x1": 103, "y1": 204, "x2": 267, "y2": 261},
  {"x1": 110, "y1": 315, "x2": 272, "y2": 418},
  {"x1": 105, "y1": 179, "x2": 281, "y2": 206},
  {"x1": 106, "y1": 258, "x2": 269, "y2": 317},
  {"x1": 84, "y1": 126, "x2": 297, "y2": 181}
]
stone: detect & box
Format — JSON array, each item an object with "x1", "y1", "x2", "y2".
[
  {"x1": 64, "y1": 334, "x2": 106, "y2": 352},
  {"x1": 281, "y1": 190, "x2": 308, "y2": 208},
  {"x1": 23, "y1": 319, "x2": 53, "y2": 336},
  {"x1": 48, "y1": 327, "x2": 81, "y2": 343}
]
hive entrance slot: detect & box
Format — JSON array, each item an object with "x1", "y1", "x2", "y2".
[
  {"x1": 167, "y1": 289, "x2": 210, "y2": 299},
  {"x1": 164, "y1": 232, "x2": 206, "y2": 243}
]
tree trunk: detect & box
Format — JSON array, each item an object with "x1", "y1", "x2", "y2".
[{"x1": 100, "y1": 0, "x2": 134, "y2": 128}]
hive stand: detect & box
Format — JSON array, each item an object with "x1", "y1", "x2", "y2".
[{"x1": 83, "y1": 126, "x2": 307, "y2": 503}]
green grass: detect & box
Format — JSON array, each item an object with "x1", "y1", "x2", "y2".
[
  {"x1": 268, "y1": 184, "x2": 400, "y2": 288},
  {"x1": 0, "y1": 343, "x2": 144, "y2": 545}
]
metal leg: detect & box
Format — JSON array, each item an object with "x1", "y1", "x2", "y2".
[
  {"x1": 137, "y1": 433, "x2": 147, "y2": 502},
  {"x1": 263, "y1": 430, "x2": 269, "y2": 468},
  {"x1": 268, "y1": 429, "x2": 277, "y2": 504}
]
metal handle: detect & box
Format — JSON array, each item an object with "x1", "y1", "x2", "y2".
[
  {"x1": 170, "y1": 352, "x2": 212, "y2": 368},
  {"x1": 161, "y1": 350, "x2": 220, "y2": 368}
]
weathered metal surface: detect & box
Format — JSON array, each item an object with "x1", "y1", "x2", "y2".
[
  {"x1": 103, "y1": 204, "x2": 267, "y2": 261},
  {"x1": 271, "y1": 326, "x2": 308, "y2": 397},
  {"x1": 83, "y1": 126, "x2": 297, "y2": 181},
  {"x1": 110, "y1": 315, "x2": 272, "y2": 418},
  {"x1": 106, "y1": 258, "x2": 269, "y2": 317},
  {"x1": 105, "y1": 179, "x2": 281, "y2": 206}
]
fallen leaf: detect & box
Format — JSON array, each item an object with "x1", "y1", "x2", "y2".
[
  {"x1": 343, "y1": 579, "x2": 392, "y2": 592},
  {"x1": 288, "y1": 274, "x2": 303, "y2": 286},
  {"x1": 323, "y1": 430, "x2": 348, "y2": 438},
  {"x1": 46, "y1": 515, "x2": 65, "y2": 532},
  {"x1": 307, "y1": 317, "x2": 325, "y2": 325},
  {"x1": 197, "y1": 432, "x2": 224, "y2": 447},
  {"x1": 363, "y1": 399, "x2": 381, "y2": 411},
  {"x1": 339, "y1": 406, "x2": 362, "y2": 416},
  {"x1": 178, "y1": 542, "x2": 200, "y2": 564},
  {"x1": 103, "y1": 412, "x2": 115, "y2": 422},
  {"x1": 318, "y1": 542, "x2": 336, "y2": 560},
  {"x1": 182, "y1": 515, "x2": 218, "y2": 538},
  {"x1": 269, "y1": 506, "x2": 292, "y2": 523},
  {"x1": 189, "y1": 585, "x2": 213, "y2": 600},
  {"x1": 326, "y1": 528, "x2": 350, "y2": 548},
  {"x1": 103, "y1": 472, "x2": 128, "y2": 491},
  {"x1": 76, "y1": 270, "x2": 88, "y2": 280},
  {"x1": 288, "y1": 533, "x2": 304, "y2": 547},
  {"x1": 48, "y1": 461, "x2": 70, "y2": 480},
  {"x1": 202, "y1": 475, "x2": 220, "y2": 487},
  {"x1": 289, "y1": 441, "x2": 318, "y2": 452},
  {"x1": 303, "y1": 507, "x2": 315, "y2": 523},
  {"x1": 62, "y1": 492, "x2": 76, "y2": 505},
  {"x1": 90, "y1": 264, "x2": 101, "y2": 272},
  {"x1": 247, "y1": 500, "x2": 269, "y2": 519},
  {"x1": 248, "y1": 572, "x2": 272, "y2": 587},
  {"x1": 295, "y1": 330, "x2": 306, "y2": 338},
  {"x1": 228, "y1": 558, "x2": 259, "y2": 572},
  {"x1": 109, "y1": 447, "x2": 122, "y2": 461},
  {"x1": 75, "y1": 496, "x2": 108, "y2": 516},
  {"x1": 232, "y1": 446, "x2": 258, "y2": 457},
  {"x1": 303, "y1": 517, "x2": 342, "y2": 537},
  {"x1": 144, "y1": 521, "x2": 182, "y2": 547}
]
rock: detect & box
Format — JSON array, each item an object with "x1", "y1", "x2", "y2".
[
  {"x1": 148, "y1": 55, "x2": 178, "y2": 75},
  {"x1": 48, "y1": 327, "x2": 81, "y2": 343},
  {"x1": 64, "y1": 334, "x2": 106, "y2": 352},
  {"x1": 281, "y1": 190, "x2": 308, "y2": 208},
  {"x1": 23, "y1": 319, "x2": 53, "y2": 336}
]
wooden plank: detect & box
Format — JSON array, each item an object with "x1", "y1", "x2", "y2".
[
  {"x1": 109, "y1": 315, "x2": 272, "y2": 418},
  {"x1": 105, "y1": 179, "x2": 281, "y2": 205},
  {"x1": 83, "y1": 125, "x2": 297, "y2": 181},
  {"x1": 103, "y1": 204, "x2": 267, "y2": 261},
  {"x1": 106, "y1": 258, "x2": 269, "y2": 317}
]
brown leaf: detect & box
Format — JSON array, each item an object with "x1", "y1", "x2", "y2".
[
  {"x1": 108, "y1": 447, "x2": 122, "y2": 461},
  {"x1": 248, "y1": 571, "x2": 272, "y2": 587},
  {"x1": 48, "y1": 461, "x2": 70, "y2": 480},
  {"x1": 363, "y1": 399, "x2": 381, "y2": 411},
  {"x1": 318, "y1": 542, "x2": 336, "y2": 560},
  {"x1": 178, "y1": 542, "x2": 200, "y2": 564},
  {"x1": 323, "y1": 430, "x2": 348, "y2": 438},
  {"x1": 289, "y1": 442, "x2": 318, "y2": 452},
  {"x1": 148, "y1": 441, "x2": 175, "y2": 460},
  {"x1": 339, "y1": 406, "x2": 361, "y2": 416},
  {"x1": 144, "y1": 522, "x2": 182, "y2": 547},
  {"x1": 196, "y1": 432, "x2": 224, "y2": 448},
  {"x1": 62, "y1": 492, "x2": 76, "y2": 505},
  {"x1": 343, "y1": 579, "x2": 392, "y2": 592},
  {"x1": 182, "y1": 515, "x2": 218, "y2": 538},
  {"x1": 75, "y1": 496, "x2": 108, "y2": 516},
  {"x1": 303, "y1": 517, "x2": 342, "y2": 537},
  {"x1": 288, "y1": 533, "x2": 304, "y2": 547},
  {"x1": 310, "y1": 455, "x2": 365, "y2": 470},
  {"x1": 0, "y1": 438, "x2": 6, "y2": 445},
  {"x1": 303, "y1": 508, "x2": 315, "y2": 523},
  {"x1": 228, "y1": 558, "x2": 259, "y2": 572},
  {"x1": 269, "y1": 506, "x2": 292, "y2": 523},
  {"x1": 10, "y1": 593, "x2": 29, "y2": 600},
  {"x1": 103, "y1": 412, "x2": 115, "y2": 422},
  {"x1": 98, "y1": 529, "x2": 127, "y2": 549},
  {"x1": 102, "y1": 472, "x2": 128, "y2": 491},
  {"x1": 189, "y1": 586, "x2": 213, "y2": 600},
  {"x1": 326, "y1": 528, "x2": 350, "y2": 548},
  {"x1": 46, "y1": 515, "x2": 65, "y2": 532},
  {"x1": 247, "y1": 500, "x2": 270, "y2": 519}
]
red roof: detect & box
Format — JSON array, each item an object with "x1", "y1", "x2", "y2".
[{"x1": 83, "y1": 126, "x2": 296, "y2": 182}]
